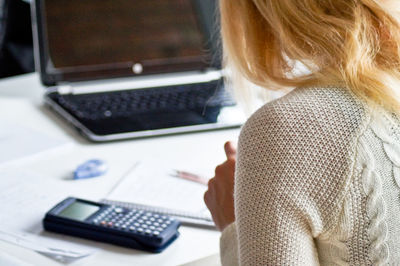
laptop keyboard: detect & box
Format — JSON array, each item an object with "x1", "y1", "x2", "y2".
[{"x1": 52, "y1": 80, "x2": 235, "y2": 121}]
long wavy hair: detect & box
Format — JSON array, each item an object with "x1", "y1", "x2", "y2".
[{"x1": 220, "y1": 0, "x2": 400, "y2": 113}]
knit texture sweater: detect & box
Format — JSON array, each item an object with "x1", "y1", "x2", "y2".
[{"x1": 220, "y1": 86, "x2": 400, "y2": 265}]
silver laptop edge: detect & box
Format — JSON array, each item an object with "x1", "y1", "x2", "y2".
[
  {"x1": 54, "y1": 70, "x2": 223, "y2": 95},
  {"x1": 44, "y1": 94, "x2": 243, "y2": 142}
]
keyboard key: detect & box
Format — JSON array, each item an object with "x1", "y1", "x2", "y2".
[{"x1": 54, "y1": 80, "x2": 235, "y2": 120}]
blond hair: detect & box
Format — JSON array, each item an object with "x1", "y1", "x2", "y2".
[{"x1": 220, "y1": 0, "x2": 400, "y2": 112}]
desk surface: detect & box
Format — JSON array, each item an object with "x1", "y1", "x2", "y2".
[{"x1": 0, "y1": 73, "x2": 241, "y2": 266}]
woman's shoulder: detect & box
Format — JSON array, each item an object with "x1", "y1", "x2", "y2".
[
  {"x1": 236, "y1": 86, "x2": 372, "y2": 235},
  {"x1": 241, "y1": 86, "x2": 368, "y2": 141},
  {"x1": 237, "y1": 86, "x2": 371, "y2": 194}
]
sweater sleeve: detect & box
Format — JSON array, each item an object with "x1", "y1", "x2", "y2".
[
  {"x1": 220, "y1": 222, "x2": 239, "y2": 266},
  {"x1": 225, "y1": 87, "x2": 365, "y2": 265},
  {"x1": 235, "y1": 119, "x2": 320, "y2": 265}
]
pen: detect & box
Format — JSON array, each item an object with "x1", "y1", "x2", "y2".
[{"x1": 170, "y1": 170, "x2": 209, "y2": 186}]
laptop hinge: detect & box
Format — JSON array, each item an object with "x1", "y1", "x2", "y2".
[{"x1": 57, "y1": 70, "x2": 223, "y2": 95}]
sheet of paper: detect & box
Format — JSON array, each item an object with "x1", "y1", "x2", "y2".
[
  {"x1": 0, "y1": 170, "x2": 71, "y2": 232},
  {"x1": 0, "y1": 170, "x2": 98, "y2": 263},
  {"x1": 0, "y1": 227, "x2": 96, "y2": 264},
  {"x1": 179, "y1": 253, "x2": 220, "y2": 266},
  {"x1": 0, "y1": 249, "x2": 34, "y2": 266},
  {"x1": 0, "y1": 120, "x2": 70, "y2": 166},
  {"x1": 106, "y1": 161, "x2": 211, "y2": 217}
]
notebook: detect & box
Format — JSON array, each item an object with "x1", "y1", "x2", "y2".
[
  {"x1": 31, "y1": 0, "x2": 245, "y2": 142},
  {"x1": 101, "y1": 161, "x2": 215, "y2": 228}
]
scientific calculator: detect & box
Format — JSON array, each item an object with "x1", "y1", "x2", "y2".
[{"x1": 43, "y1": 197, "x2": 180, "y2": 253}]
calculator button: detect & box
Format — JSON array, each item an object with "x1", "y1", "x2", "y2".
[
  {"x1": 153, "y1": 231, "x2": 160, "y2": 236},
  {"x1": 129, "y1": 226, "x2": 136, "y2": 231},
  {"x1": 145, "y1": 229, "x2": 152, "y2": 234},
  {"x1": 149, "y1": 226, "x2": 155, "y2": 230},
  {"x1": 134, "y1": 222, "x2": 140, "y2": 227},
  {"x1": 161, "y1": 224, "x2": 167, "y2": 228},
  {"x1": 137, "y1": 228, "x2": 144, "y2": 233},
  {"x1": 101, "y1": 221, "x2": 107, "y2": 226},
  {"x1": 141, "y1": 224, "x2": 148, "y2": 229},
  {"x1": 114, "y1": 207, "x2": 124, "y2": 213}
]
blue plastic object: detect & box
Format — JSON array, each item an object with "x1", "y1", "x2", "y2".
[{"x1": 74, "y1": 159, "x2": 108, "y2": 180}]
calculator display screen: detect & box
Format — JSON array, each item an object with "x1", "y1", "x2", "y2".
[{"x1": 58, "y1": 201, "x2": 100, "y2": 221}]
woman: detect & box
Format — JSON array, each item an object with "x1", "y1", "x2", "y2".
[{"x1": 204, "y1": 0, "x2": 400, "y2": 265}]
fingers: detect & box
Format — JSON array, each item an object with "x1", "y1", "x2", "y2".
[
  {"x1": 204, "y1": 177, "x2": 215, "y2": 207},
  {"x1": 204, "y1": 141, "x2": 237, "y2": 227},
  {"x1": 204, "y1": 163, "x2": 236, "y2": 231},
  {"x1": 224, "y1": 141, "x2": 237, "y2": 160},
  {"x1": 207, "y1": 176, "x2": 215, "y2": 189},
  {"x1": 203, "y1": 189, "x2": 210, "y2": 206}
]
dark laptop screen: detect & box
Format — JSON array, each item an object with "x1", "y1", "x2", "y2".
[{"x1": 37, "y1": 0, "x2": 218, "y2": 84}]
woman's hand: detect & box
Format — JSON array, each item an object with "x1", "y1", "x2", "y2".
[{"x1": 204, "y1": 141, "x2": 236, "y2": 231}]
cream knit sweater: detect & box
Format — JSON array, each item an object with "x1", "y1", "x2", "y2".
[{"x1": 220, "y1": 86, "x2": 400, "y2": 265}]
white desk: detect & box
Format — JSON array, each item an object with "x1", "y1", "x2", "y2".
[{"x1": 0, "y1": 73, "x2": 241, "y2": 266}]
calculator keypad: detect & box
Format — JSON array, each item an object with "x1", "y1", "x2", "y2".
[{"x1": 92, "y1": 207, "x2": 174, "y2": 237}]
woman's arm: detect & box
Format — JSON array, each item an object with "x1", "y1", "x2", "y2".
[
  {"x1": 205, "y1": 131, "x2": 321, "y2": 265},
  {"x1": 205, "y1": 137, "x2": 321, "y2": 265},
  {"x1": 233, "y1": 110, "x2": 322, "y2": 265},
  {"x1": 206, "y1": 87, "x2": 360, "y2": 265}
]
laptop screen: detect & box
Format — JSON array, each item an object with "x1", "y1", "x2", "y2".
[{"x1": 35, "y1": 0, "x2": 219, "y2": 85}]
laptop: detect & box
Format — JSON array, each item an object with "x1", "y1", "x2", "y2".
[{"x1": 31, "y1": 0, "x2": 245, "y2": 142}]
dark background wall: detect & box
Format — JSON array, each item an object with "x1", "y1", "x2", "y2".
[{"x1": 0, "y1": 0, "x2": 34, "y2": 79}]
